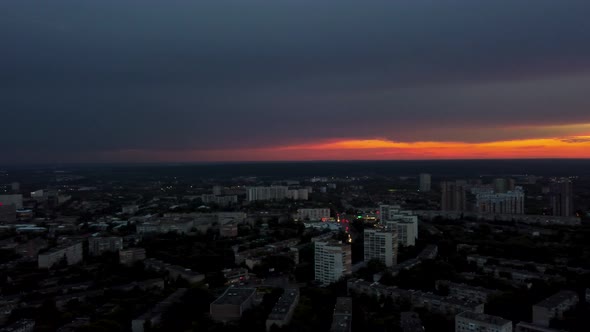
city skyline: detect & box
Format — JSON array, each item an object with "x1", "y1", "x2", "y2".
[{"x1": 2, "y1": 1, "x2": 590, "y2": 163}]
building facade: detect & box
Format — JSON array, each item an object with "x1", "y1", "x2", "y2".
[
  {"x1": 315, "y1": 241, "x2": 352, "y2": 285},
  {"x1": 455, "y1": 311, "x2": 513, "y2": 332},
  {"x1": 38, "y1": 242, "x2": 83, "y2": 269},
  {"x1": 476, "y1": 187, "x2": 525, "y2": 215},
  {"x1": 119, "y1": 248, "x2": 146, "y2": 265},
  {"x1": 441, "y1": 181, "x2": 467, "y2": 212},
  {"x1": 532, "y1": 290, "x2": 578, "y2": 327},
  {"x1": 296, "y1": 208, "x2": 331, "y2": 221},
  {"x1": 550, "y1": 180, "x2": 574, "y2": 217},
  {"x1": 419, "y1": 173, "x2": 431, "y2": 192},
  {"x1": 364, "y1": 229, "x2": 398, "y2": 267},
  {"x1": 89, "y1": 237, "x2": 123, "y2": 256}
]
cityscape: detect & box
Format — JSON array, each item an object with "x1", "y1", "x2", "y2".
[
  {"x1": 2, "y1": 1, "x2": 590, "y2": 332},
  {"x1": 0, "y1": 162, "x2": 589, "y2": 331}
]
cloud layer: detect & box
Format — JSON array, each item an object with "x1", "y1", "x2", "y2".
[{"x1": 2, "y1": 1, "x2": 590, "y2": 163}]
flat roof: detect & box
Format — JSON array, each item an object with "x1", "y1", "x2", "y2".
[
  {"x1": 267, "y1": 288, "x2": 299, "y2": 320},
  {"x1": 457, "y1": 311, "x2": 511, "y2": 326},
  {"x1": 334, "y1": 297, "x2": 352, "y2": 314},
  {"x1": 534, "y1": 290, "x2": 578, "y2": 309},
  {"x1": 212, "y1": 287, "x2": 256, "y2": 306},
  {"x1": 330, "y1": 314, "x2": 352, "y2": 332}
]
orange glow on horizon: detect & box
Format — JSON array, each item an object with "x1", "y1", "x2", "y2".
[{"x1": 105, "y1": 135, "x2": 590, "y2": 162}]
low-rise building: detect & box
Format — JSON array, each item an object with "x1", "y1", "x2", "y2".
[
  {"x1": 330, "y1": 297, "x2": 352, "y2": 332},
  {"x1": 119, "y1": 248, "x2": 146, "y2": 265},
  {"x1": 144, "y1": 258, "x2": 204, "y2": 283},
  {"x1": 88, "y1": 236, "x2": 123, "y2": 256},
  {"x1": 455, "y1": 311, "x2": 512, "y2": 332},
  {"x1": 400, "y1": 311, "x2": 424, "y2": 332},
  {"x1": 515, "y1": 322, "x2": 565, "y2": 332},
  {"x1": 38, "y1": 242, "x2": 83, "y2": 269},
  {"x1": 436, "y1": 280, "x2": 498, "y2": 303},
  {"x1": 532, "y1": 290, "x2": 578, "y2": 327},
  {"x1": 132, "y1": 289, "x2": 187, "y2": 332},
  {"x1": 210, "y1": 287, "x2": 257, "y2": 322},
  {"x1": 220, "y1": 223, "x2": 238, "y2": 238},
  {"x1": 266, "y1": 289, "x2": 300, "y2": 331}
]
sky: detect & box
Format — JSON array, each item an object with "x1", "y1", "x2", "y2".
[{"x1": 2, "y1": 0, "x2": 590, "y2": 164}]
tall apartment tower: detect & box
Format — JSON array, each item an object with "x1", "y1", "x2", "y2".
[
  {"x1": 440, "y1": 181, "x2": 467, "y2": 211},
  {"x1": 419, "y1": 173, "x2": 431, "y2": 192},
  {"x1": 550, "y1": 180, "x2": 574, "y2": 217},
  {"x1": 364, "y1": 229, "x2": 398, "y2": 267},
  {"x1": 314, "y1": 241, "x2": 352, "y2": 285}
]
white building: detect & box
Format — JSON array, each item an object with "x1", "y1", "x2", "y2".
[
  {"x1": 296, "y1": 208, "x2": 331, "y2": 221},
  {"x1": 38, "y1": 242, "x2": 83, "y2": 269},
  {"x1": 476, "y1": 187, "x2": 525, "y2": 215},
  {"x1": 382, "y1": 207, "x2": 419, "y2": 246},
  {"x1": 395, "y1": 221, "x2": 418, "y2": 247},
  {"x1": 456, "y1": 311, "x2": 513, "y2": 332},
  {"x1": 419, "y1": 173, "x2": 431, "y2": 192},
  {"x1": 314, "y1": 241, "x2": 352, "y2": 285},
  {"x1": 379, "y1": 205, "x2": 402, "y2": 222},
  {"x1": 364, "y1": 229, "x2": 398, "y2": 267},
  {"x1": 89, "y1": 236, "x2": 123, "y2": 256}
]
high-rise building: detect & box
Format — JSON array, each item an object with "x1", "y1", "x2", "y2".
[
  {"x1": 419, "y1": 173, "x2": 431, "y2": 192},
  {"x1": 455, "y1": 311, "x2": 513, "y2": 332},
  {"x1": 246, "y1": 186, "x2": 291, "y2": 201},
  {"x1": 550, "y1": 180, "x2": 574, "y2": 217},
  {"x1": 395, "y1": 221, "x2": 418, "y2": 247},
  {"x1": 476, "y1": 187, "x2": 525, "y2": 215},
  {"x1": 364, "y1": 229, "x2": 398, "y2": 267},
  {"x1": 441, "y1": 181, "x2": 467, "y2": 211},
  {"x1": 212, "y1": 185, "x2": 223, "y2": 196},
  {"x1": 379, "y1": 204, "x2": 402, "y2": 222},
  {"x1": 314, "y1": 241, "x2": 352, "y2": 285}
]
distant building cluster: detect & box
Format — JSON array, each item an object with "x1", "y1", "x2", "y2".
[
  {"x1": 246, "y1": 186, "x2": 311, "y2": 201},
  {"x1": 475, "y1": 187, "x2": 525, "y2": 215}
]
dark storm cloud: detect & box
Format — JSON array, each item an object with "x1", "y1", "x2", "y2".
[{"x1": 1, "y1": 0, "x2": 590, "y2": 162}]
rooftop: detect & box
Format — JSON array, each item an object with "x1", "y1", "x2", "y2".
[
  {"x1": 457, "y1": 311, "x2": 511, "y2": 326},
  {"x1": 334, "y1": 297, "x2": 352, "y2": 314},
  {"x1": 212, "y1": 287, "x2": 256, "y2": 306},
  {"x1": 534, "y1": 290, "x2": 578, "y2": 309},
  {"x1": 330, "y1": 314, "x2": 352, "y2": 332},
  {"x1": 267, "y1": 288, "x2": 299, "y2": 320}
]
